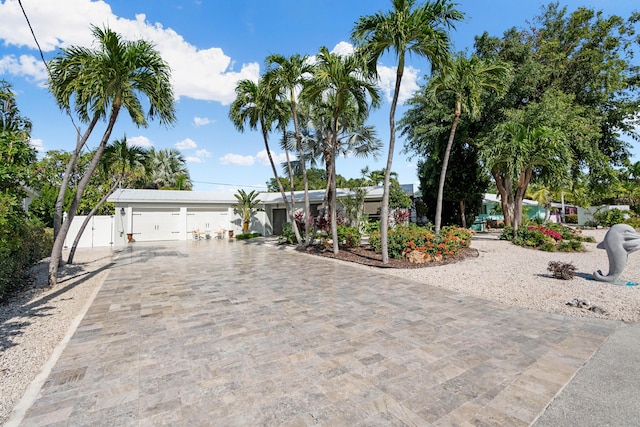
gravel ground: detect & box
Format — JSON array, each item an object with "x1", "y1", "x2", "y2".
[
  {"x1": 0, "y1": 248, "x2": 118, "y2": 425},
  {"x1": 381, "y1": 228, "x2": 640, "y2": 323},
  {"x1": 1, "y1": 228, "x2": 639, "y2": 423}
]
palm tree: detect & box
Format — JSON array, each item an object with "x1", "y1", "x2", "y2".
[
  {"x1": 67, "y1": 137, "x2": 146, "y2": 264},
  {"x1": 480, "y1": 122, "x2": 570, "y2": 232},
  {"x1": 426, "y1": 53, "x2": 510, "y2": 232},
  {"x1": 265, "y1": 54, "x2": 314, "y2": 245},
  {"x1": 302, "y1": 46, "x2": 381, "y2": 254},
  {"x1": 47, "y1": 25, "x2": 176, "y2": 286},
  {"x1": 144, "y1": 147, "x2": 191, "y2": 190},
  {"x1": 352, "y1": 0, "x2": 463, "y2": 262},
  {"x1": 233, "y1": 189, "x2": 260, "y2": 234},
  {"x1": 229, "y1": 77, "x2": 303, "y2": 245}
]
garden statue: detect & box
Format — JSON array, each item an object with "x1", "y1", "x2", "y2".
[{"x1": 593, "y1": 223, "x2": 640, "y2": 283}]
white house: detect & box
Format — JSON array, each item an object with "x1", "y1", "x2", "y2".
[{"x1": 103, "y1": 185, "x2": 413, "y2": 247}]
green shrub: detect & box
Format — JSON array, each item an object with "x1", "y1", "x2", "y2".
[
  {"x1": 0, "y1": 196, "x2": 53, "y2": 300},
  {"x1": 337, "y1": 225, "x2": 361, "y2": 248},
  {"x1": 500, "y1": 224, "x2": 585, "y2": 252},
  {"x1": 547, "y1": 261, "x2": 576, "y2": 280},
  {"x1": 362, "y1": 220, "x2": 380, "y2": 235},
  {"x1": 236, "y1": 232, "x2": 261, "y2": 240},
  {"x1": 565, "y1": 213, "x2": 578, "y2": 224},
  {"x1": 593, "y1": 208, "x2": 627, "y2": 227},
  {"x1": 278, "y1": 222, "x2": 297, "y2": 244}
]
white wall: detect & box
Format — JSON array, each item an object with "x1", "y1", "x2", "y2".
[{"x1": 64, "y1": 215, "x2": 115, "y2": 248}]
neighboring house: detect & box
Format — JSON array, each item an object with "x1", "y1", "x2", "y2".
[
  {"x1": 473, "y1": 193, "x2": 580, "y2": 230},
  {"x1": 104, "y1": 185, "x2": 414, "y2": 247}
]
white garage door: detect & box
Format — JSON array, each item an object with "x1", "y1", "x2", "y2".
[
  {"x1": 132, "y1": 208, "x2": 180, "y2": 241},
  {"x1": 187, "y1": 209, "x2": 229, "y2": 234}
]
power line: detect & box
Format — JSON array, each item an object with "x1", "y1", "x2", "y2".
[
  {"x1": 18, "y1": 0, "x2": 83, "y2": 143},
  {"x1": 191, "y1": 180, "x2": 268, "y2": 189}
]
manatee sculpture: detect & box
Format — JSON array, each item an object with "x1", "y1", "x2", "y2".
[{"x1": 593, "y1": 223, "x2": 640, "y2": 283}]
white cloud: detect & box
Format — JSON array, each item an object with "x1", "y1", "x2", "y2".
[
  {"x1": 0, "y1": 0, "x2": 260, "y2": 103},
  {"x1": 195, "y1": 148, "x2": 211, "y2": 158},
  {"x1": 376, "y1": 64, "x2": 420, "y2": 104},
  {"x1": 186, "y1": 148, "x2": 211, "y2": 163},
  {"x1": 193, "y1": 116, "x2": 212, "y2": 127},
  {"x1": 127, "y1": 135, "x2": 154, "y2": 147},
  {"x1": 219, "y1": 153, "x2": 255, "y2": 166},
  {"x1": 175, "y1": 138, "x2": 197, "y2": 149},
  {"x1": 331, "y1": 41, "x2": 354, "y2": 56},
  {"x1": 0, "y1": 55, "x2": 48, "y2": 83},
  {"x1": 29, "y1": 138, "x2": 44, "y2": 153},
  {"x1": 256, "y1": 149, "x2": 288, "y2": 166}
]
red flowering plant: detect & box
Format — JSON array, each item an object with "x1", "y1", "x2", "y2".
[{"x1": 501, "y1": 223, "x2": 586, "y2": 252}]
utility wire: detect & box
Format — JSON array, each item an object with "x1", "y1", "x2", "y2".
[{"x1": 18, "y1": 0, "x2": 83, "y2": 143}]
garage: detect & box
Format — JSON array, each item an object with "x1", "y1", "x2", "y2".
[
  {"x1": 132, "y1": 208, "x2": 181, "y2": 241},
  {"x1": 186, "y1": 208, "x2": 230, "y2": 235}
]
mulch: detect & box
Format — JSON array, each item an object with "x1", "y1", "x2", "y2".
[{"x1": 297, "y1": 244, "x2": 478, "y2": 269}]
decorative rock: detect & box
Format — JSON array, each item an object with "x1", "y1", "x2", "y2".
[{"x1": 406, "y1": 250, "x2": 427, "y2": 264}]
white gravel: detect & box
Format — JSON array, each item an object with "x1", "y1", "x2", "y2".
[
  {"x1": 1, "y1": 228, "x2": 639, "y2": 423},
  {"x1": 381, "y1": 228, "x2": 640, "y2": 323},
  {"x1": 0, "y1": 248, "x2": 117, "y2": 425}
]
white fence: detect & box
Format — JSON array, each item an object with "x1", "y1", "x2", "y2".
[{"x1": 63, "y1": 215, "x2": 115, "y2": 249}]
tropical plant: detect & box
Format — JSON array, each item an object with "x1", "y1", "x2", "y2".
[
  {"x1": 302, "y1": 46, "x2": 381, "y2": 254},
  {"x1": 144, "y1": 147, "x2": 191, "y2": 190},
  {"x1": 233, "y1": 189, "x2": 260, "y2": 234},
  {"x1": 424, "y1": 52, "x2": 510, "y2": 232},
  {"x1": 480, "y1": 121, "x2": 570, "y2": 233},
  {"x1": 47, "y1": 25, "x2": 176, "y2": 286},
  {"x1": 265, "y1": 53, "x2": 314, "y2": 245},
  {"x1": 229, "y1": 77, "x2": 303, "y2": 245},
  {"x1": 351, "y1": 0, "x2": 463, "y2": 262}
]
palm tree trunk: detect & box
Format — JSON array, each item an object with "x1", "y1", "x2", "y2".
[
  {"x1": 380, "y1": 62, "x2": 404, "y2": 263},
  {"x1": 261, "y1": 123, "x2": 301, "y2": 244},
  {"x1": 282, "y1": 129, "x2": 303, "y2": 247},
  {"x1": 459, "y1": 199, "x2": 466, "y2": 228},
  {"x1": 435, "y1": 112, "x2": 459, "y2": 233},
  {"x1": 330, "y1": 154, "x2": 339, "y2": 255},
  {"x1": 49, "y1": 108, "x2": 120, "y2": 287},
  {"x1": 67, "y1": 178, "x2": 120, "y2": 264},
  {"x1": 291, "y1": 100, "x2": 312, "y2": 246},
  {"x1": 53, "y1": 116, "x2": 99, "y2": 239}
]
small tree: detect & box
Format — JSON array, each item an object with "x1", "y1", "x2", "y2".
[{"x1": 233, "y1": 189, "x2": 260, "y2": 234}]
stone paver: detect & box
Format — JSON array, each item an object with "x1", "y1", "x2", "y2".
[{"x1": 17, "y1": 239, "x2": 619, "y2": 426}]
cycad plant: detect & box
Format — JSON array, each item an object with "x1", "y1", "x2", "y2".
[{"x1": 233, "y1": 189, "x2": 260, "y2": 234}]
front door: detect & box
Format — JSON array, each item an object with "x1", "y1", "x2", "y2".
[{"x1": 272, "y1": 208, "x2": 287, "y2": 235}]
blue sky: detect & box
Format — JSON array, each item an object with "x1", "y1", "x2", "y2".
[{"x1": 1, "y1": 0, "x2": 638, "y2": 191}]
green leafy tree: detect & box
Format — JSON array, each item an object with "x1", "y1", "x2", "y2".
[
  {"x1": 233, "y1": 189, "x2": 260, "y2": 234},
  {"x1": 302, "y1": 46, "x2": 381, "y2": 254},
  {"x1": 0, "y1": 80, "x2": 35, "y2": 198},
  {"x1": 351, "y1": 0, "x2": 463, "y2": 262},
  {"x1": 47, "y1": 25, "x2": 176, "y2": 286}
]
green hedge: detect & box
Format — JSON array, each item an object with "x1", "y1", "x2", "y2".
[
  {"x1": 0, "y1": 195, "x2": 53, "y2": 300},
  {"x1": 236, "y1": 232, "x2": 262, "y2": 240}
]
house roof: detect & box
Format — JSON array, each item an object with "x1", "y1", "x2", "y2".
[
  {"x1": 483, "y1": 193, "x2": 539, "y2": 207},
  {"x1": 108, "y1": 184, "x2": 414, "y2": 205}
]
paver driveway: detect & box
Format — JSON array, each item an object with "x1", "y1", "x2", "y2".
[{"x1": 17, "y1": 239, "x2": 618, "y2": 426}]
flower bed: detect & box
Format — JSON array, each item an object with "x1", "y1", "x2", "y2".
[
  {"x1": 369, "y1": 224, "x2": 473, "y2": 261},
  {"x1": 500, "y1": 224, "x2": 594, "y2": 252}
]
